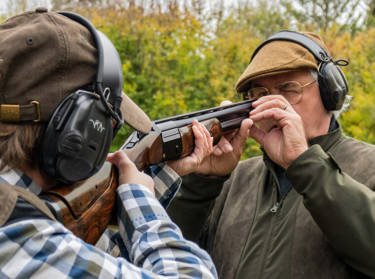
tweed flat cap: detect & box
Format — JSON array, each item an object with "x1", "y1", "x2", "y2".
[{"x1": 235, "y1": 32, "x2": 327, "y2": 92}]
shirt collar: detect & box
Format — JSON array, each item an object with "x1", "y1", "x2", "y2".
[{"x1": 0, "y1": 164, "x2": 42, "y2": 195}]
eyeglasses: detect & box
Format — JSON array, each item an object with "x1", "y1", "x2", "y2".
[{"x1": 245, "y1": 79, "x2": 317, "y2": 105}]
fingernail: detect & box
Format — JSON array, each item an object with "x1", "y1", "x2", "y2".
[
  {"x1": 214, "y1": 148, "x2": 222, "y2": 156},
  {"x1": 224, "y1": 143, "x2": 232, "y2": 152}
]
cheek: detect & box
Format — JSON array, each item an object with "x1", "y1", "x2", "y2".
[
  {"x1": 292, "y1": 104, "x2": 309, "y2": 124},
  {"x1": 293, "y1": 100, "x2": 325, "y2": 127}
]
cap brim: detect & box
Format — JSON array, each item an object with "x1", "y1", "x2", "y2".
[{"x1": 120, "y1": 93, "x2": 152, "y2": 134}]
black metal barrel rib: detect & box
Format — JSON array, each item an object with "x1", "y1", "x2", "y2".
[{"x1": 153, "y1": 99, "x2": 255, "y2": 132}]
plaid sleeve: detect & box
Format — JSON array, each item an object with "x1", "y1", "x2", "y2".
[
  {"x1": 147, "y1": 163, "x2": 182, "y2": 208},
  {"x1": 0, "y1": 183, "x2": 217, "y2": 279},
  {"x1": 116, "y1": 183, "x2": 217, "y2": 278},
  {"x1": 95, "y1": 164, "x2": 182, "y2": 259}
]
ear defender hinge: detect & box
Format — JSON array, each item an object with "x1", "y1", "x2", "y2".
[
  {"x1": 318, "y1": 51, "x2": 331, "y2": 63},
  {"x1": 0, "y1": 104, "x2": 20, "y2": 121}
]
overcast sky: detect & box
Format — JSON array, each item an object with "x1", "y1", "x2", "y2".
[{"x1": 0, "y1": 0, "x2": 240, "y2": 16}]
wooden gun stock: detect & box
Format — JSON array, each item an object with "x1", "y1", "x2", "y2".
[
  {"x1": 41, "y1": 162, "x2": 118, "y2": 245},
  {"x1": 42, "y1": 99, "x2": 254, "y2": 244}
]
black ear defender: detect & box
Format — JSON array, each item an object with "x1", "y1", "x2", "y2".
[
  {"x1": 39, "y1": 12, "x2": 124, "y2": 184},
  {"x1": 250, "y1": 30, "x2": 349, "y2": 111}
]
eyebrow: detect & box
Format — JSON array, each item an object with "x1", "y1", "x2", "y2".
[{"x1": 251, "y1": 83, "x2": 264, "y2": 88}]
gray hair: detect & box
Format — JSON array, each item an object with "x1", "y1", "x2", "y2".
[{"x1": 310, "y1": 69, "x2": 318, "y2": 81}]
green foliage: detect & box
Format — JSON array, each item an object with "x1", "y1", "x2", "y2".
[
  {"x1": 72, "y1": 2, "x2": 375, "y2": 157},
  {"x1": 2, "y1": 0, "x2": 375, "y2": 158},
  {"x1": 334, "y1": 29, "x2": 375, "y2": 144}
]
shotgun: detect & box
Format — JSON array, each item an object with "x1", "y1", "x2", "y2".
[{"x1": 41, "y1": 99, "x2": 255, "y2": 244}]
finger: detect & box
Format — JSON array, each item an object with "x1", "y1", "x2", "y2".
[
  {"x1": 204, "y1": 128, "x2": 214, "y2": 152},
  {"x1": 250, "y1": 98, "x2": 292, "y2": 115},
  {"x1": 192, "y1": 121, "x2": 204, "y2": 141},
  {"x1": 106, "y1": 151, "x2": 120, "y2": 164},
  {"x1": 224, "y1": 131, "x2": 236, "y2": 142},
  {"x1": 216, "y1": 135, "x2": 233, "y2": 153},
  {"x1": 250, "y1": 107, "x2": 293, "y2": 125},
  {"x1": 109, "y1": 150, "x2": 135, "y2": 171},
  {"x1": 212, "y1": 136, "x2": 231, "y2": 156},
  {"x1": 231, "y1": 118, "x2": 252, "y2": 150},
  {"x1": 213, "y1": 145, "x2": 223, "y2": 156},
  {"x1": 199, "y1": 123, "x2": 213, "y2": 153},
  {"x1": 251, "y1": 94, "x2": 288, "y2": 107},
  {"x1": 220, "y1": 100, "x2": 232, "y2": 106},
  {"x1": 106, "y1": 152, "x2": 115, "y2": 161},
  {"x1": 249, "y1": 124, "x2": 266, "y2": 145},
  {"x1": 190, "y1": 123, "x2": 211, "y2": 164}
]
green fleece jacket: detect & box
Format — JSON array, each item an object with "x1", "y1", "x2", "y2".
[{"x1": 167, "y1": 127, "x2": 375, "y2": 279}]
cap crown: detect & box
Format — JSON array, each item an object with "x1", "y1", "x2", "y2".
[{"x1": 0, "y1": 9, "x2": 97, "y2": 122}]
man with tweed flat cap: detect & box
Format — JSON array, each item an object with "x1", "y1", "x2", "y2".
[
  {"x1": 167, "y1": 31, "x2": 375, "y2": 278},
  {"x1": 0, "y1": 9, "x2": 218, "y2": 279}
]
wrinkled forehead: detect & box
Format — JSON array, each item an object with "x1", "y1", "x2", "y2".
[{"x1": 251, "y1": 69, "x2": 312, "y2": 87}]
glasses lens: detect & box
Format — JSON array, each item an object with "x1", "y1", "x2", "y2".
[
  {"x1": 248, "y1": 87, "x2": 269, "y2": 99},
  {"x1": 277, "y1": 81, "x2": 302, "y2": 94},
  {"x1": 277, "y1": 81, "x2": 302, "y2": 105}
]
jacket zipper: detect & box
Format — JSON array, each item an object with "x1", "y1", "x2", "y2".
[
  {"x1": 270, "y1": 186, "x2": 291, "y2": 214},
  {"x1": 270, "y1": 202, "x2": 280, "y2": 213}
]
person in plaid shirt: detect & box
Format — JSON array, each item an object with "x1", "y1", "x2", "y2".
[{"x1": 0, "y1": 8, "x2": 217, "y2": 279}]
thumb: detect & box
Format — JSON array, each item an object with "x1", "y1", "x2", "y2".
[
  {"x1": 249, "y1": 124, "x2": 266, "y2": 145},
  {"x1": 231, "y1": 118, "x2": 252, "y2": 151},
  {"x1": 220, "y1": 100, "x2": 233, "y2": 106},
  {"x1": 107, "y1": 151, "x2": 135, "y2": 170}
]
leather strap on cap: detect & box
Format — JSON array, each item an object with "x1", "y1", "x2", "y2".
[{"x1": 0, "y1": 101, "x2": 41, "y2": 122}]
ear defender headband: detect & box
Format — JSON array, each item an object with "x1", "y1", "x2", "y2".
[
  {"x1": 250, "y1": 30, "x2": 349, "y2": 111},
  {"x1": 39, "y1": 11, "x2": 124, "y2": 184}
]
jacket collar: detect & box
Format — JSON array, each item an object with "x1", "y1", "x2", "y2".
[{"x1": 308, "y1": 117, "x2": 343, "y2": 153}]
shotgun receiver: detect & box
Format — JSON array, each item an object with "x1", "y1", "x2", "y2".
[{"x1": 41, "y1": 99, "x2": 255, "y2": 244}]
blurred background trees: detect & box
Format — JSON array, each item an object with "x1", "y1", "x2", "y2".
[{"x1": 2, "y1": 0, "x2": 375, "y2": 158}]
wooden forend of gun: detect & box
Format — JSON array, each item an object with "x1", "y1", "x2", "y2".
[{"x1": 41, "y1": 99, "x2": 255, "y2": 244}]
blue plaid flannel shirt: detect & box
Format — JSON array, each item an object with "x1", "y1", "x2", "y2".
[{"x1": 0, "y1": 163, "x2": 217, "y2": 279}]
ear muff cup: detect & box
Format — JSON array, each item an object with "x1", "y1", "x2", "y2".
[
  {"x1": 318, "y1": 62, "x2": 348, "y2": 111},
  {"x1": 40, "y1": 91, "x2": 113, "y2": 184}
]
